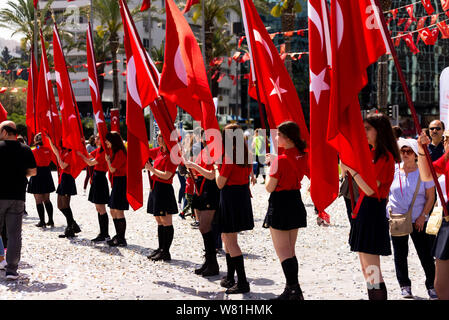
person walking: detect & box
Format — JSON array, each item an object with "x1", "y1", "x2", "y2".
[
  {"x1": 47, "y1": 135, "x2": 83, "y2": 238},
  {"x1": 263, "y1": 121, "x2": 308, "y2": 300},
  {"x1": 417, "y1": 129, "x2": 449, "y2": 300},
  {"x1": 252, "y1": 128, "x2": 266, "y2": 184},
  {"x1": 104, "y1": 132, "x2": 129, "y2": 247},
  {"x1": 340, "y1": 113, "x2": 401, "y2": 300},
  {"x1": 146, "y1": 134, "x2": 178, "y2": 262},
  {"x1": 214, "y1": 123, "x2": 255, "y2": 295},
  {"x1": 27, "y1": 133, "x2": 56, "y2": 228},
  {"x1": 0, "y1": 121, "x2": 36, "y2": 280},
  {"x1": 387, "y1": 138, "x2": 437, "y2": 299},
  {"x1": 76, "y1": 134, "x2": 111, "y2": 242}
]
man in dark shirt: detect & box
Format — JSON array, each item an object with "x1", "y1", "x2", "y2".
[
  {"x1": 428, "y1": 120, "x2": 445, "y2": 161},
  {"x1": 0, "y1": 121, "x2": 36, "y2": 280}
]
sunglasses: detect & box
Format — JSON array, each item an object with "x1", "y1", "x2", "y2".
[
  {"x1": 400, "y1": 149, "x2": 415, "y2": 155},
  {"x1": 429, "y1": 127, "x2": 442, "y2": 131}
]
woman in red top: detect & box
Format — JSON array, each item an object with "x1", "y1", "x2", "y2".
[
  {"x1": 341, "y1": 113, "x2": 400, "y2": 300},
  {"x1": 104, "y1": 132, "x2": 129, "y2": 247},
  {"x1": 27, "y1": 133, "x2": 56, "y2": 228},
  {"x1": 77, "y1": 133, "x2": 111, "y2": 242},
  {"x1": 146, "y1": 134, "x2": 178, "y2": 262},
  {"x1": 214, "y1": 123, "x2": 256, "y2": 295},
  {"x1": 417, "y1": 130, "x2": 449, "y2": 299},
  {"x1": 264, "y1": 121, "x2": 308, "y2": 300},
  {"x1": 47, "y1": 135, "x2": 82, "y2": 239}
]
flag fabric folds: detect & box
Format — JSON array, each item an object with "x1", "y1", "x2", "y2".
[
  {"x1": 182, "y1": 0, "x2": 199, "y2": 14},
  {"x1": 328, "y1": 0, "x2": 391, "y2": 197},
  {"x1": 308, "y1": 0, "x2": 339, "y2": 213},
  {"x1": 0, "y1": 101, "x2": 7, "y2": 123},
  {"x1": 53, "y1": 24, "x2": 86, "y2": 178},
  {"x1": 140, "y1": 0, "x2": 151, "y2": 11},
  {"x1": 239, "y1": 0, "x2": 309, "y2": 144},
  {"x1": 25, "y1": 48, "x2": 38, "y2": 143},
  {"x1": 87, "y1": 22, "x2": 109, "y2": 153}
]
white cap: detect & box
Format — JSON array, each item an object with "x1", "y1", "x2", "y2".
[{"x1": 398, "y1": 137, "x2": 418, "y2": 156}]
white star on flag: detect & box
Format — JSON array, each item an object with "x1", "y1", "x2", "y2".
[
  {"x1": 269, "y1": 77, "x2": 287, "y2": 102},
  {"x1": 310, "y1": 68, "x2": 330, "y2": 104},
  {"x1": 94, "y1": 110, "x2": 104, "y2": 124}
]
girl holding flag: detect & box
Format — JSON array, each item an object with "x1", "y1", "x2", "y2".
[
  {"x1": 77, "y1": 133, "x2": 111, "y2": 242},
  {"x1": 27, "y1": 133, "x2": 56, "y2": 228},
  {"x1": 263, "y1": 121, "x2": 308, "y2": 300},
  {"x1": 340, "y1": 113, "x2": 400, "y2": 300},
  {"x1": 104, "y1": 132, "x2": 129, "y2": 247},
  {"x1": 146, "y1": 133, "x2": 178, "y2": 262}
]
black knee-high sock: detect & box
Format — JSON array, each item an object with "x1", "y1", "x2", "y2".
[
  {"x1": 232, "y1": 255, "x2": 248, "y2": 284},
  {"x1": 115, "y1": 218, "x2": 126, "y2": 240},
  {"x1": 36, "y1": 203, "x2": 45, "y2": 223},
  {"x1": 225, "y1": 253, "x2": 235, "y2": 280},
  {"x1": 61, "y1": 208, "x2": 74, "y2": 226},
  {"x1": 281, "y1": 257, "x2": 299, "y2": 286},
  {"x1": 367, "y1": 282, "x2": 388, "y2": 300},
  {"x1": 112, "y1": 218, "x2": 119, "y2": 237},
  {"x1": 157, "y1": 225, "x2": 164, "y2": 250},
  {"x1": 98, "y1": 213, "x2": 109, "y2": 236},
  {"x1": 44, "y1": 201, "x2": 53, "y2": 222},
  {"x1": 163, "y1": 225, "x2": 174, "y2": 252}
]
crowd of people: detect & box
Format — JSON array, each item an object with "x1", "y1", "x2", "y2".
[{"x1": 0, "y1": 114, "x2": 449, "y2": 301}]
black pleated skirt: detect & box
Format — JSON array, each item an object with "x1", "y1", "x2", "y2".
[
  {"x1": 349, "y1": 197, "x2": 391, "y2": 256},
  {"x1": 263, "y1": 190, "x2": 307, "y2": 230},
  {"x1": 218, "y1": 184, "x2": 254, "y2": 233},
  {"x1": 88, "y1": 170, "x2": 110, "y2": 205},
  {"x1": 192, "y1": 176, "x2": 220, "y2": 211},
  {"x1": 56, "y1": 172, "x2": 77, "y2": 196},
  {"x1": 147, "y1": 180, "x2": 178, "y2": 216},
  {"x1": 432, "y1": 216, "x2": 449, "y2": 260},
  {"x1": 27, "y1": 166, "x2": 55, "y2": 194},
  {"x1": 108, "y1": 176, "x2": 129, "y2": 210}
]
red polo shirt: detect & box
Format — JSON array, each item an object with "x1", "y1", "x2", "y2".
[
  {"x1": 33, "y1": 146, "x2": 53, "y2": 167},
  {"x1": 148, "y1": 147, "x2": 177, "y2": 184},
  {"x1": 110, "y1": 149, "x2": 127, "y2": 177},
  {"x1": 219, "y1": 160, "x2": 251, "y2": 186},
  {"x1": 269, "y1": 147, "x2": 308, "y2": 192},
  {"x1": 90, "y1": 148, "x2": 108, "y2": 172},
  {"x1": 60, "y1": 149, "x2": 73, "y2": 175},
  {"x1": 371, "y1": 150, "x2": 395, "y2": 199},
  {"x1": 193, "y1": 150, "x2": 214, "y2": 177}
]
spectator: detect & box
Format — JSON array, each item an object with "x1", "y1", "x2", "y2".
[{"x1": 428, "y1": 120, "x2": 445, "y2": 161}]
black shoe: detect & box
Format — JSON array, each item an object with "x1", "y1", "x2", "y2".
[
  {"x1": 46, "y1": 221, "x2": 55, "y2": 228},
  {"x1": 150, "y1": 250, "x2": 171, "y2": 261},
  {"x1": 179, "y1": 212, "x2": 186, "y2": 220},
  {"x1": 59, "y1": 226, "x2": 75, "y2": 238},
  {"x1": 220, "y1": 276, "x2": 236, "y2": 289},
  {"x1": 225, "y1": 282, "x2": 250, "y2": 294},
  {"x1": 147, "y1": 248, "x2": 162, "y2": 260},
  {"x1": 273, "y1": 284, "x2": 304, "y2": 300},
  {"x1": 35, "y1": 221, "x2": 46, "y2": 228},
  {"x1": 195, "y1": 254, "x2": 207, "y2": 275},
  {"x1": 201, "y1": 260, "x2": 219, "y2": 277},
  {"x1": 72, "y1": 221, "x2": 81, "y2": 233},
  {"x1": 107, "y1": 236, "x2": 127, "y2": 247},
  {"x1": 91, "y1": 234, "x2": 110, "y2": 242}
]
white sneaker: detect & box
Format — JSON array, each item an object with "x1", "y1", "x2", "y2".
[
  {"x1": 0, "y1": 259, "x2": 6, "y2": 270},
  {"x1": 401, "y1": 286, "x2": 413, "y2": 299}
]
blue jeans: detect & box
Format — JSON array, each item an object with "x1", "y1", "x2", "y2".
[{"x1": 0, "y1": 237, "x2": 4, "y2": 257}]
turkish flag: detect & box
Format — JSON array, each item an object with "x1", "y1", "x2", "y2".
[
  {"x1": 390, "y1": 9, "x2": 398, "y2": 19},
  {"x1": 25, "y1": 49, "x2": 38, "y2": 143},
  {"x1": 438, "y1": 21, "x2": 449, "y2": 38},
  {"x1": 403, "y1": 33, "x2": 420, "y2": 54},
  {"x1": 140, "y1": 0, "x2": 151, "y2": 11},
  {"x1": 36, "y1": 29, "x2": 62, "y2": 153},
  {"x1": 405, "y1": 4, "x2": 414, "y2": 18},
  {"x1": 240, "y1": 0, "x2": 309, "y2": 144},
  {"x1": 33, "y1": 0, "x2": 38, "y2": 9},
  {"x1": 421, "y1": 0, "x2": 435, "y2": 15},
  {"x1": 182, "y1": 0, "x2": 199, "y2": 14},
  {"x1": 328, "y1": 0, "x2": 391, "y2": 196},
  {"x1": 160, "y1": 0, "x2": 221, "y2": 160},
  {"x1": 419, "y1": 28, "x2": 437, "y2": 45},
  {"x1": 87, "y1": 22, "x2": 109, "y2": 153},
  {"x1": 53, "y1": 24, "x2": 87, "y2": 178},
  {"x1": 441, "y1": 0, "x2": 449, "y2": 11},
  {"x1": 0, "y1": 101, "x2": 7, "y2": 123},
  {"x1": 417, "y1": 17, "x2": 427, "y2": 30},
  {"x1": 308, "y1": 0, "x2": 339, "y2": 213}
]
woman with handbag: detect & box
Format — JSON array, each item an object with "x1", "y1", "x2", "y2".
[
  {"x1": 387, "y1": 138, "x2": 437, "y2": 299},
  {"x1": 417, "y1": 130, "x2": 449, "y2": 300},
  {"x1": 340, "y1": 113, "x2": 401, "y2": 300}
]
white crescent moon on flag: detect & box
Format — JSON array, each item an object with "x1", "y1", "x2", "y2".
[
  {"x1": 174, "y1": 46, "x2": 188, "y2": 87},
  {"x1": 89, "y1": 77, "x2": 98, "y2": 103},
  {"x1": 55, "y1": 71, "x2": 62, "y2": 91},
  {"x1": 126, "y1": 56, "x2": 143, "y2": 107},
  {"x1": 336, "y1": 0, "x2": 344, "y2": 48},
  {"x1": 253, "y1": 30, "x2": 273, "y2": 64},
  {"x1": 308, "y1": 1, "x2": 324, "y2": 51}
]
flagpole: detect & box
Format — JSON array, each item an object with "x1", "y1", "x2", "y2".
[{"x1": 373, "y1": 0, "x2": 448, "y2": 219}]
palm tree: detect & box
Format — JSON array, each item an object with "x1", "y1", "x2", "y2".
[{"x1": 150, "y1": 42, "x2": 165, "y2": 73}]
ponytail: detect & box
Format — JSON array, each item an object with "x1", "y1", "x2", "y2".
[{"x1": 278, "y1": 121, "x2": 306, "y2": 155}]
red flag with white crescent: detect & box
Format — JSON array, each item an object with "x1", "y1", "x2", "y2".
[
  {"x1": 25, "y1": 48, "x2": 38, "y2": 143},
  {"x1": 421, "y1": 0, "x2": 435, "y2": 15}
]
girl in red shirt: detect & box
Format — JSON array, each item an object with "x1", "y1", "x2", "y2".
[
  {"x1": 27, "y1": 133, "x2": 56, "y2": 228},
  {"x1": 264, "y1": 121, "x2": 308, "y2": 300},
  {"x1": 341, "y1": 113, "x2": 400, "y2": 300},
  {"x1": 47, "y1": 135, "x2": 82, "y2": 239},
  {"x1": 104, "y1": 132, "x2": 129, "y2": 247},
  {"x1": 146, "y1": 134, "x2": 178, "y2": 262},
  {"x1": 214, "y1": 123, "x2": 255, "y2": 295},
  {"x1": 77, "y1": 133, "x2": 111, "y2": 242}
]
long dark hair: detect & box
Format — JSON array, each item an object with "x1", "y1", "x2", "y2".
[
  {"x1": 105, "y1": 131, "x2": 126, "y2": 160},
  {"x1": 277, "y1": 121, "x2": 306, "y2": 155},
  {"x1": 222, "y1": 123, "x2": 251, "y2": 167},
  {"x1": 365, "y1": 113, "x2": 401, "y2": 163}
]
